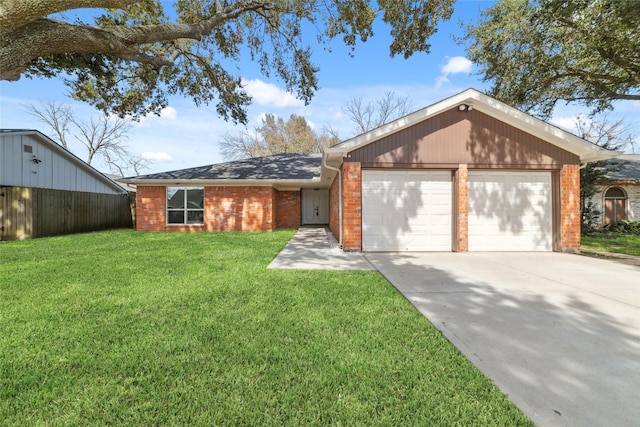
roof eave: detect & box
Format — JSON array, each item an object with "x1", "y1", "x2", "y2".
[{"x1": 119, "y1": 178, "x2": 325, "y2": 188}]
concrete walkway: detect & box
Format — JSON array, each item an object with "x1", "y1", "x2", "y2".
[
  {"x1": 366, "y1": 252, "x2": 640, "y2": 427},
  {"x1": 269, "y1": 228, "x2": 640, "y2": 426},
  {"x1": 267, "y1": 227, "x2": 375, "y2": 270}
]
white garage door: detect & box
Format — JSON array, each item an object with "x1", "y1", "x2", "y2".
[
  {"x1": 362, "y1": 170, "x2": 452, "y2": 251},
  {"x1": 468, "y1": 171, "x2": 552, "y2": 251}
]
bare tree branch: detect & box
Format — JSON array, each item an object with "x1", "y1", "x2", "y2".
[
  {"x1": 26, "y1": 100, "x2": 142, "y2": 173},
  {"x1": 71, "y1": 113, "x2": 131, "y2": 164},
  {"x1": 25, "y1": 101, "x2": 73, "y2": 149},
  {"x1": 343, "y1": 91, "x2": 413, "y2": 136}
]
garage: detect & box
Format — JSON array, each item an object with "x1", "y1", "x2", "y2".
[
  {"x1": 362, "y1": 170, "x2": 452, "y2": 251},
  {"x1": 468, "y1": 171, "x2": 552, "y2": 251}
]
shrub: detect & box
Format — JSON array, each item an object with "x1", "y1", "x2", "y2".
[{"x1": 601, "y1": 220, "x2": 640, "y2": 234}]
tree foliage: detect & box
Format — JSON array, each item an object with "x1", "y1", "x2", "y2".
[
  {"x1": 219, "y1": 113, "x2": 337, "y2": 160},
  {"x1": 1, "y1": 0, "x2": 455, "y2": 123},
  {"x1": 575, "y1": 115, "x2": 633, "y2": 233},
  {"x1": 463, "y1": 0, "x2": 640, "y2": 118}
]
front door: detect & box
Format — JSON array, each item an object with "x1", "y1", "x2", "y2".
[{"x1": 302, "y1": 189, "x2": 329, "y2": 225}]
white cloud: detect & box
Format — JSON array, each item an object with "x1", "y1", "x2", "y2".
[
  {"x1": 550, "y1": 116, "x2": 579, "y2": 132},
  {"x1": 133, "y1": 106, "x2": 178, "y2": 127},
  {"x1": 435, "y1": 75, "x2": 450, "y2": 88},
  {"x1": 441, "y1": 56, "x2": 473, "y2": 75},
  {"x1": 242, "y1": 79, "x2": 304, "y2": 108},
  {"x1": 160, "y1": 106, "x2": 178, "y2": 120},
  {"x1": 141, "y1": 151, "x2": 173, "y2": 162},
  {"x1": 436, "y1": 56, "x2": 472, "y2": 87}
]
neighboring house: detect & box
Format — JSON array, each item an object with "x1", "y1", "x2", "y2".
[
  {"x1": 591, "y1": 154, "x2": 640, "y2": 225},
  {"x1": 0, "y1": 129, "x2": 133, "y2": 240},
  {"x1": 121, "y1": 89, "x2": 618, "y2": 252},
  {"x1": 105, "y1": 173, "x2": 137, "y2": 194}
]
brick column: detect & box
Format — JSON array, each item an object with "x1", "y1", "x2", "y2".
[
  {"x1": 276, "y1": 190, "x2": 301, "y2": 229},
  {"x1": 455, "y1": 164, "x2": 469, "y2": 252},
  {"x1": 341, "y1": 162, "x2": 362, "y2": 251},
  {"x1": 560, "y1": 165, "x2": 581, "y2": 250}
]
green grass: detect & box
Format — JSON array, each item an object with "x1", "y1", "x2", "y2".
[
  {"x1": 1, "y1": 230, "x2": 532, "y2": 426},
  {"x1": 581, "y1": 233, "x2": 640, "y2": 256}
]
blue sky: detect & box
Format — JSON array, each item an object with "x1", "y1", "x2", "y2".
[{"x1": 0, "y1": 0, "x2": 638, "y2": 175}]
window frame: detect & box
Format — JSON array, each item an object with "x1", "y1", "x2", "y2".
[
  {"x1": 166, "y1": 186, "x2": 205, "y2": 225},
  {"x1": 603, "y1": 186, "x2": 628, "y2": 225}
]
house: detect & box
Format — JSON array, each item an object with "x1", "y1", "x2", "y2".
[
  {"x1": 121, "y1": 89, "x2": 619, "y2": 252},
  {"x1": 0, "y1": 129, "x2": 133, "y2": 240},
  {"x1": 591, "y1": 154, "x2": 640, "y2": 225}
]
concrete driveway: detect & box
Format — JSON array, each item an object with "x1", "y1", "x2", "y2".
[{"x1": 365, "y1": 252, "x2": 640, "y2": 427}]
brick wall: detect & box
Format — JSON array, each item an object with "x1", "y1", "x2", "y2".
[
  {"x1": 341, "y1": 162, "x2": 362, "y2": 251},
  {"x1": 136, "y1": 186, "x2": 166, "y2": 231},
  {"x1": 455, "y1": 165, "x2": 469, "y2": 252},
  {"x1": 205, "y1": 186, "x2": 276, "y2": 231},
  {"x1": 560, "y1": 165, "x2": 581, "y2": 250},
  {"x1": 276, "y1": 190, "x2": 301, "y2": 229},
  {"x1": 136, "y1": 185, "x2": 278, "y2": 232}
]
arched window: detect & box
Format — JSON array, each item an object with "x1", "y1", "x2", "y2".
[{"x1": 603, "y1": 187, "x2": 627, "y2": 225}]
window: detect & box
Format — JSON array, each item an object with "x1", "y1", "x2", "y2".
[
  {"x1": 167, "y1": 187, "x2": 204, "y2": 225},
  {"x1": 603, "y1": 187, "x2": 627, "y2": 225}
]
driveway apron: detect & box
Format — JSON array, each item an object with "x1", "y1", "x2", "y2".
[{"x1": 365, "y1": 252, "x2": 640, "y2": 427}]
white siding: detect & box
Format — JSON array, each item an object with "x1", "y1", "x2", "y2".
[{"x1": 0, "y1": 132, "x2": 123, "y2": 194}]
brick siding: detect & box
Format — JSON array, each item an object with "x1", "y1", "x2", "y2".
[
  {"x1": 341, "y1": 162, "x2": 362, "y2": 251},
  {"x1": 136, "y1": 186, "x2": 167, "y2": 231},
  {"x1": 560, "y1": 165, "x2": 581, "y2": 250},
  {"x1": 136, "y1": 186, "x2": 280, "y2": 232},
  {"x1": 455, "y1": 165, "x2": 469, "y2": 252},
  {"x1": 205, "y1": 186, "x2": 276, "y2": 231},
  {"x1": 276, "y1": 190, "x2": 301, "y2": 229}
]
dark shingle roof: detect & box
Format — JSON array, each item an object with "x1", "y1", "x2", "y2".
[
  {"x1": 605, "y1": 154, "x2": 640, "y2": 182},
  {"x1": 128, "y1": 153, "x2": 322, "y2": 181}
]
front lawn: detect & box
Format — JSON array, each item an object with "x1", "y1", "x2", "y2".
[
  {"x1": 581, "y1": 233, "x2": 640, "y2": 257},
  {"x1": 1, "y1": 230, "x2": 531, "y2": 426}
]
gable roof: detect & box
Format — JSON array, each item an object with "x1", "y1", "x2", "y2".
[
  {"x1": 121, "y1": 153, "x2": 323, "y2": 189},
  {"x1": 0, "y1": 129, "x2": 126, "y2": 194},
  {"x1": 605, "y1": 154, "x2": 640, "y2": 183},
  {"x1": 323, "y1": 89, "x2": 620, "y2": 165}
]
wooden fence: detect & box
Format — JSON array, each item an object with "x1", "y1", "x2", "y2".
[{"x1": 0, "y1": 187, "x2": 134, "y2": 240}]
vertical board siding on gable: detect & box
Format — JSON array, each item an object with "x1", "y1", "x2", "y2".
[
  {"x1": 1, "y1": 134, "x2": 122, "y2": 194},
  {"x1": 347, "y1": 109, "x2": 579, "y2": 168}
]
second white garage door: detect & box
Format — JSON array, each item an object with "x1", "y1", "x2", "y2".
[
  {"x1": 362, "y1": 170, "x2": 452, "y2": 251},
  {"x1": 468, "y1": 171, "x2": 552, "y2": 251}
]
